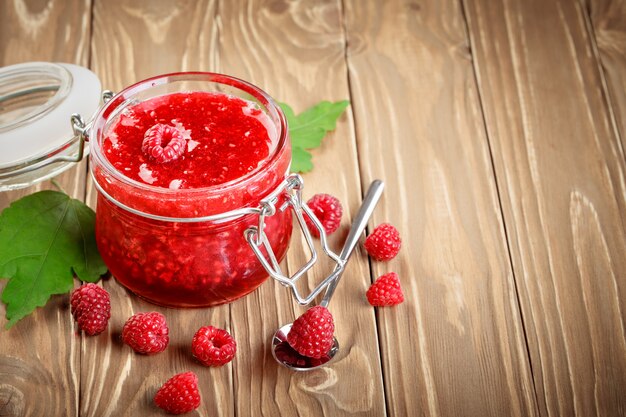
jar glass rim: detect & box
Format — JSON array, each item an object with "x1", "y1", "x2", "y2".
[{"x1": 89, "y1": 71, "x2": 288, "y2": 198}]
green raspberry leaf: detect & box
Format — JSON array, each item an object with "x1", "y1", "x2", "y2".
[
  {"x1": 291, "y1": 147, "x2": 314, "y2": 173},
  {"x1": 280, "y1": 100, "x2": 349, "y2": 172},
  {"x1": 0, "y1": 191, "x2": 107, "y2": 328}
]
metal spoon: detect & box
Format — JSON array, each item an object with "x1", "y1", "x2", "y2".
[{"x1": 272, "y1": 180, "x2": 385, "y2": 371}]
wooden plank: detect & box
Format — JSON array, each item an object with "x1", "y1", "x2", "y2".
[
  {"x1": 343, "y1": 0, "x2": 539, "y2": 416},
  {"x1": 464, "y1": 0, "x2": 626, "y2": 415},
  {"x1": 0, "y1": 0, "x2": 91, "y2": 67},
  {"x1": 585, "y1": 0, "x2": 626, "y2": 147},
  {"x1": 0, "y1": 0, "x2": 91, "y2": 416},
  {"x1": 82, "y1": 1, "x2": 235, "y2": 416},
  {"x1": 216, "y1": 0, "x2": 387, "y2": 416}
]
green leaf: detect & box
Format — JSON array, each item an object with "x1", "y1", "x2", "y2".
[
  {"x1": 280, "y1": 100, "x2": 349, "y2": 172},
  {"x1": 291, "y1": 148, "x2": 314, "y2": 173},
  {"x1": 0, "y1": 191, "x2": 107, "y2": 328}
]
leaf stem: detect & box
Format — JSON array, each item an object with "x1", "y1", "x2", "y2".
[{"x1": 50, "y1": 179, "x2": 68, "y2": 195}]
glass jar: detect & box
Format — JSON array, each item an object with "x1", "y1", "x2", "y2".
[{"x1": 89, "y1": 72, "x2": 292, "y2": 307}]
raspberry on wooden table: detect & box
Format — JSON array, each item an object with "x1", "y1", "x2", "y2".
[
  {"x1": 70, "y1": 283, "x2": 111, "y2": 336},
  {"x1": 154, "y1": 371, "x2": 201, "y2": 415},
  {"x1": 287, "y1": 306, "x2": 335, "y2": 359},
  {"x1": 122, "y1": 312, "x2": 169, "y2": 354},
  {"x1": 142, "y1": 124, "x2": 186, "y2": 163},
  {"x1": 364, "y1": 223, "x2": 402, "y2": 261},
  {"x1": 192, "y1": 325, "x2": 237, "y2": 367},
  {"x1": 304, "y1": 193, "x2": 343, "y2": 238},
  {"x1": 366, "y1": 272, "x2": 404, "y2": 307}
]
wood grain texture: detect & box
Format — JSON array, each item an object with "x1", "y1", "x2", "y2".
[
  {"x1": 0, "y1": 0, "x2": 91, "y2": 66},
  {"x1": 216, "y1": 0, "x2": 386, "y2": 415},
  {"x1": 3, "y1": 0, "x2": 625, "y2": 415},
  {"x1": 90, "y1": 0, "x2": 219, "y2": 90},
  {"x1": 585, "y1": 0, "x2": 626, "y2": 149},
  {"x1": 464, "y1": 0, "x2": 626, "y2": 415},
  {"x1": 344, "y1": 0, "x2": 538, "y2": 416},
  {"x1": 0, "y1": 1, "x2": 91, "y2": 416},
  {"x1": 84, "y1": 1, "x2": 234, "y2": 416}
]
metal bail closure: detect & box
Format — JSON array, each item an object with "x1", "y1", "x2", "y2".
[
  {"x1": 245, "y1": 174, "x2": 345, "y2": 305},
  {"x1": 0, "y1": 62, "x2": 104, "y2": 191},
  {"x1": 68, "y1": 90, "x2": 114, "y2": 167}
]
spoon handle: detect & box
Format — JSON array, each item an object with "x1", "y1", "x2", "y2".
[{"x1": 320, "y1": 180, "x2": 385, "y2": 308}]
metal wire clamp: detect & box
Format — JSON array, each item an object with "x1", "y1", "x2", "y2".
[{"x1": 245, "y1": 173, "x2": 345, "y2": 305}]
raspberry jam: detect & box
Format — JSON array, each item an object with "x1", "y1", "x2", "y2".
[
  {"x1": 103, "y1": 92, "x2": 275, "y2": 189},
  {"x1": 89, "y1": 73, "x2": 291, "y2": 307}
]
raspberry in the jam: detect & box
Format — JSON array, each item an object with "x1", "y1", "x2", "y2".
[{"x1": 141, "y1": 123, "x2": 186, "y2": 163}]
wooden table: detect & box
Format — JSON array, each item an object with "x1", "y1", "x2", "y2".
[{"x1": 1, "y1": 0, "x2": 626, "y2": 416}]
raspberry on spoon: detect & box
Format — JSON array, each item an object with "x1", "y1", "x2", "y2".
[{"x1": 287, "y1": 306, "x2": 335, "y2": 359}]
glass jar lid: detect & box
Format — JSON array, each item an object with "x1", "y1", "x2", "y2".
[{"x1": 0, "y1": 62, "x2": 101, "y2": 191}]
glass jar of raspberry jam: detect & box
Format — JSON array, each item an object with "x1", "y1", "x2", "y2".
[{"x1": 89, "y1": 72, "x2": 292, "y2": 307}]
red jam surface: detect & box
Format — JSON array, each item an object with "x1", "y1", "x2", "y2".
[
  {"x1": 103, "y1": 92, "x2": 274, "y2": 190},
  {"x1": 95, "y1": 92, "x2": 291, "y2": 307}
]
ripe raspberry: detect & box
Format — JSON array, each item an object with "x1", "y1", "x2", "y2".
[
  {"x1": 366, "y1": 272, "x2": 404, "y2": 306},
  {"x1": 142, "y1": 124, "x2": 186, "y2": 163},
  {"x1": 192, "y1": 326, "x2": 237, "y2": 367},
  {"x1": 287, "y1": 306, "x2": 335, "y2": 359},
  {"x1": 70, "y1": 283, "x2": 111, "y2": 336},
  {"x1": 364, "y1": 223, "x2": 402, "y2": 261},
  {"x1": 122, "y1": 312, "x2": 169, "y2": 354},
  {"x1": 304, "y1": 193, "x2": 343, "y2": 238},
  {"x1": 154, "y1": 371, "x2": 201, "y2": 415}
]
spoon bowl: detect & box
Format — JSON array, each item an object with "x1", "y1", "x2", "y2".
[{"x1": 271, "y1": 323, "x2": 339, "y2": 371}]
